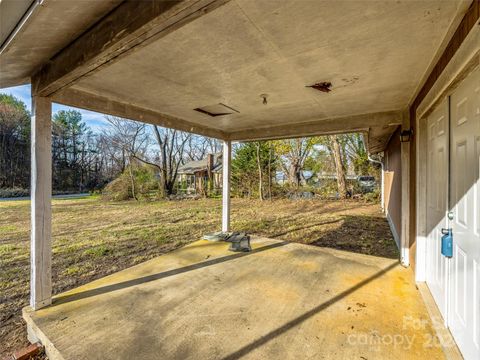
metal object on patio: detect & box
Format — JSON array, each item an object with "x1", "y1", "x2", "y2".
[
  {"x1": 226, "y1": 232, "x2": 251, "y2": 252},
  {"x1": 202, "y1": 231, "x2": 252, "y2": 252},
  {"x1": 202, "y1": 232, "x2": 230, "y2": 241}
]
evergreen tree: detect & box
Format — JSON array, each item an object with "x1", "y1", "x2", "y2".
[
  {"x1": 0, "y1": 94, "x2": 30, "y2": 188},
  {"x1": 232, "y1": 141, "x2": 275, "y2": 199}
]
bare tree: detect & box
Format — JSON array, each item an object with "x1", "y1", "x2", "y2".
[
  {"x1": 329, "y1": 135, "x2": 347, "y2": 199},
  {"x1": 255, "y1": 142, "x2": 264, "y2": 201},
  {"x1": 104, "y1": 116, "x2": 149, "y2": 200},
  {"x1": 152, "y1": 126, "x2": 191, "y2": 197},
  {"x1": 103, "y1": 117, "x2": 194, "y2": 198},
  {"x1": 185, "y1": 135, "x2": 222, "y2": 161},
  {"x1": 340, "y1": 133, "x2": 370, "y2": 175},
  {"x1": 268, "y1": 142, "x2": 273, "y2": 200},
  {"x1": 274, "y1": 138, "x2": 316, "y2": 187},
  {"x1": 104, "y1": 116, "x2": 149, "y2": 155}
]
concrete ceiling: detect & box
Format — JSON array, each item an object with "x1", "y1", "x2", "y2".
[
  {"x1": 0, "y1": 0, "x2": 122, "y2": 87},
  {"x1": 0, "y1": 0, "x2": 472, "y2": 152}
]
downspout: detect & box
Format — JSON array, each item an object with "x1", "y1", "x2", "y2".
[
  {"x1": 368, "y1": 154, "x2": 384, "y2": 212},
  {"x1": 0, "y1": 0, "x2": 44, "y2": 54}
]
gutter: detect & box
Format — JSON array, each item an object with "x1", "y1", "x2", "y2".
[
  {"x1": 0, "y1": 0, "x2": 43, "y2": 55},
  {"x1": 368, "y1": 154, "x2": 384, "y2": 212}
]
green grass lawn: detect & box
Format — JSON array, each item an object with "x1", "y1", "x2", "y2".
[{"x1": 0, "y1": 196, "x2": 397, "y2": 356}]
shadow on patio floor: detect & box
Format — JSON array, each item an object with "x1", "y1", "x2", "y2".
[
  {"x1": 221, "y1": 261, "x2": 399, "y2": 360},
  {"x1": 266, "y1": 214, "x2": 399, "y2": 260},
  {"x1": 53, "y1": 240, "x2": 289, "y2": 306}
]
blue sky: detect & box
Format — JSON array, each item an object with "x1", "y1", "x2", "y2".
[{"x1": 1, "y1": 84, "x2": 108, "y2": 131}]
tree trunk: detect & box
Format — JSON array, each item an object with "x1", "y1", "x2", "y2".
[
  {"x1": 153, "y1": 125, "x2": 168, "y2": 198},
  {"x1": 256, "y1": 142, "x2": 263, "y2": 201},
  {"x1": 287, "y1": 162, "x2": 301, "y2": 188},
  {"x1": 128, "y1": 156, "x2": 137, "y2": 200},
  {"x1": 330, "y1": 135, "x2": 347, "y2": 199},
  {"x1": 268, "y1": 143, "x2": 272, "y2": 200}
]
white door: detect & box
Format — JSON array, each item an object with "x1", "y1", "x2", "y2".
[
  {"x1": 449, "y1": 67, "x2": 480, "y2": 360},
  {"x1": 426, "y1": 98, "x2": 449, "y2": 320}
]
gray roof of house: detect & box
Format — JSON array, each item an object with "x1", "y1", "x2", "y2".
[{"x1": 178, "y1": 153, "x2": 222, "y2": 174}]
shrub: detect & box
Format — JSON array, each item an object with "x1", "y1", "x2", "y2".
[
  {"x1": 364, "y1": 188, "x2": 380, "y2": 203},
  {"x1": 102, "y1": 174, "x2": 131, "y2": 201},
  {"x1": 0, "y1": 188, "x2": 88, "y2": 198},
  {"x1": 0, "y1": 188, "x2": 29, "y2": 198},
  {"x1": 102, "y1": 164, "x2": 159, "y2": 201},
  {"x1": 314, "y1": 179, "x2": 339, "y2": 199}
]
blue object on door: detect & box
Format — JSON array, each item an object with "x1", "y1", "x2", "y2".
[{"x1": 441, "y1": 228, "x2": 453, "y2": 258}]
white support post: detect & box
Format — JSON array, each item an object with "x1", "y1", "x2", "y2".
[
  {"x1": 380, "y1": 161, "x2": 384, "y2": 212},
  {"x1": 368, "y1": 154, "x2": 384, "y2": 212},
  {"x1": 400, "y1": 112, "x2": 411, "y2": 267},
  {"x1": 222, "y1": 140, "x2": 231, "y2": 233},
  {"x1": 415, "y1": 115, "x2": 428, "y2": 281},
  {"x1": 30, "y1": 96, "x2": 52, "y2": 310}
]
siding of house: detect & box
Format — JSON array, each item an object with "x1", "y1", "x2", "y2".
[
  {"x1": 384, "y1": 127, "x2": 402, "y2": 249},
  {"x1": 177, "y1": 170, "x2": 222, "y2": 194}
]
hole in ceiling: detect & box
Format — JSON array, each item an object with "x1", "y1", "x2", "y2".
[
  {"x1": 306, "y1": 81, "x2": 332, "y2": 93},
  {"x1": 194, "y1": 103, "x2": 239, "y2": 117}
]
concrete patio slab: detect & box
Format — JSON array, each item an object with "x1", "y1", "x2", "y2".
[{"x1": 24, "y1": 238, "x2": 445, "y2": 360}]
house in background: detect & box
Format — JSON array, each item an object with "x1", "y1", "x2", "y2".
[{"x1": 177, "y1": 153, "x2": 222, "y2": 195}]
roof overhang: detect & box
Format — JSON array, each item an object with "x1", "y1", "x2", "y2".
[{"x1": 0, "y1": 0, "x2": 475, "y2": 153}]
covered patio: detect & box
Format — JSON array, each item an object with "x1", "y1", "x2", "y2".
[
  {"x1": 24, "y1": 238, "x2": 444, "y2": 360},
  {"x1": 1, "y1": 0, "x2": 479, "y2": 358}
]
